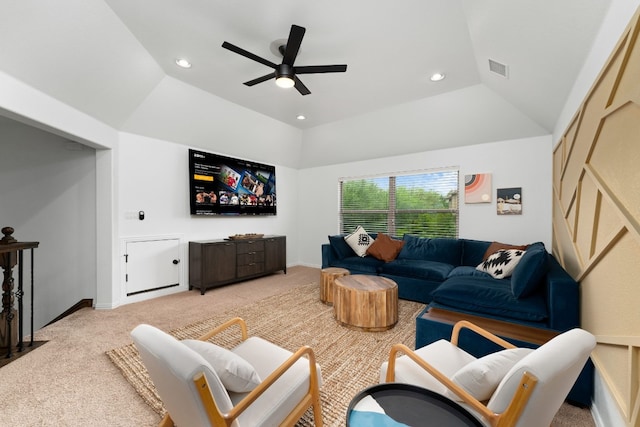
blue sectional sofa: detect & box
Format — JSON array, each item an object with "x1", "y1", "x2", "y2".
[
  {"x1": 321, "y1": 233, "x2": 593, "y2": 406},
  {"x1": 322, "y1": 234, "x2": 578, "y2": 331}
]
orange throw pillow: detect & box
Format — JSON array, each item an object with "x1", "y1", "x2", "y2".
[{"x1": 367, "y1": 233, "x2": 405, "y2": 262}]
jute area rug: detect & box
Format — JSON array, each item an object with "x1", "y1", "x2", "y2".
[{"x1": 106, "y1": 282, "x2": 426, "y2": 426}]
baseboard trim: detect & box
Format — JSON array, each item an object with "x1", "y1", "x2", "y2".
[{"x1": 46, "y1": 299, "x2": 93, "y2": 326}]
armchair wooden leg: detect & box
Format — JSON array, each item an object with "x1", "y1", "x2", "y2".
[
  {"x1": 158, "y1": 413, "x2": 174, "y2": 427},
  {"x1": 311, "y1": 391, "x2": 323, "y2": 426}
]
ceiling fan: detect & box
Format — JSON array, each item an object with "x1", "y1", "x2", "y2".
[{"x1": 221, "y1": 24, "x2": 347, "y2": 96}]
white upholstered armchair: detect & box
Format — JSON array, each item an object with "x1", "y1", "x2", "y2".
[
  {"x1": 380, "y1": 320, "x2": 595, "y2": 427},
  {"x1": 131, "y1": 317, "x2": 323, "y2": 427}
]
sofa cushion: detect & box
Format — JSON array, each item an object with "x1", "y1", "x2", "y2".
[
  {"x1": 344, "y1": 226, "x2": 374, "y2": 257},
  {"x1": 366, "y1": 233, "x2": 405, "y2": 262},
  {"x1": 483, "y1": 241, "x2": 528, "y2": 261},
  {"x1": 398, "y1": 235, "x2": 463, "y2": 265},
  {"x1": 448, "y1": 266, "x2": 492, "y2": 279},
  {"x1": 328, "y1": 234, "x2": 355, "y2": 259},
  {"x1": 511, "y1": 242, "x2": 549, "y2": 298},
  {"x1": 380, "y1": 258, "x2": 454, "y2": 281},
  {"x1": 228, "y1": 336, "x2": 323, "y2": 426},
  {"x1": 331, "y1": 256, "x2": 385, "y2": 274},
  {"x1": 461, "y1": 239, "x2": 492, "y2": 267},
  {"x1": 182, "y1": 339, "x2": 261, "y2": 393},
  {"x1": 477, "y1": 249, "x2": 526, "y2": 279},
  {"x1": 430, "y1": 276, "x2": 548, "y2": 322}
]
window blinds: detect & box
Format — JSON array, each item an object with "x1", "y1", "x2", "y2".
[{"x1": 340, "y1": 169, "x2": 459, "y2": 238}]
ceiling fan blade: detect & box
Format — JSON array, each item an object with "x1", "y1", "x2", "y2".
[
  {"x1": 244, "y1": 73, "x2": 275, "y2": 86},
  {"x1": 222, "y1": 41, "x2": 277, "y2": 69},
  {"x1": 294, "y1": 64, "x2": 348, "y2": 74},
  {"x1": 293, "y1": 76, "x2": 311, "y2": 96},
  {"x1": 282, "y1": 25, "x2": 305, "y2": 66}
]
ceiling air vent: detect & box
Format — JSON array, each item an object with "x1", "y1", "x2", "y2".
[{"x1": 488, "y1": 59, "x2": 509, "y2": 78}]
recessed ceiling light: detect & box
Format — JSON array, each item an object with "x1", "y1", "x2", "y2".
[
  {"x1": 430, "y1": 72, "x2": 445, "y2": 82},
  {"x1": 175, "y1": 58, "x2": 192, "y2": 69},
  {"x1": 296, "y1": 115, "x2": 306, "y2": 120}
]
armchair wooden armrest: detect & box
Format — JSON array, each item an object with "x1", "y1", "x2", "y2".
[
  {"x1": 158, "y1": 318, "x2": 322, "y2": 427},
  {"x1": 385, "y1": 343, "x2": 537, "y2": 427},
  {"x1": 140, "y1": 319, "x2": 325, "y2": 427},
  {"x1": 385, "y1": 343, "x2": 490, "y2": 415},
  {"x1": 385, "y1": 320, "x2": 540, "y2": 427},
  {"x1": 451, "y1": 320, "x2": 516, "y2": 350},
  {"x1": 194, "y1": 344, "x2": 323, "y2": 427}
]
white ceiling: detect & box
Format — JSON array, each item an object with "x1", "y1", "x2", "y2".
[{"x1": 0, "y1": 0, "x2": 610, "y2": 134}]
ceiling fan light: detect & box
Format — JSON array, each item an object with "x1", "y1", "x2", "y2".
[{"x1": 276, "y1": 76, "x2": 295, "y2": 88}]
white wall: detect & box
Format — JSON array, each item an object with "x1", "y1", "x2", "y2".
[
  {"x1": 0, "y1": 119, "x2": 96, "y2": 332},
  {"x1": 121, "y1": 76, "x2": 304, "y2": 170},
  {"x1": 118, "y1": 133, "x2": 299, "y2": 241},
  {"x1": 113, "y1": 132, "x2": 299, "y2": 307},
  {"x1": 297, "y1": 135, "x2": 552, "y2": 267},
  {"x1": 0, "y1": 66, "x2": 301, "y2": 314},
  {"x1": 554, "y1": 0, "x2": 640, "y2": 142},
  {"x1": 0, "y1": 68, "x2": 118, "y2": 325}
]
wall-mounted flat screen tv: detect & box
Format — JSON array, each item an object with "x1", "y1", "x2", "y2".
[{"x1": 189, "y1": 149, "x2": 276, "y2": 216}]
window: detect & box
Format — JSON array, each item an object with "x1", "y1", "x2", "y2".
[{"x1": 340, "y1": 168, "x2": 459, "y2": 238}]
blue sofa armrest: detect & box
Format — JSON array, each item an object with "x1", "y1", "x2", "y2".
[
  {"x1": 545, "y1": 255, "x2": 580, "y2": 331},
  {"x1": 321, "y1": 243, "x2": 335, "y2": 269}
]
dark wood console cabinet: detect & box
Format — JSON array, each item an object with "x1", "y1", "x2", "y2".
[{"x1": 189, "y1": 235, "x2": 286, "y2": 294}]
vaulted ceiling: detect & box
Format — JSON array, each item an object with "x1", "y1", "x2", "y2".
[{"x1": 0, "y1": 1, "x2": 610, "y2": 140}]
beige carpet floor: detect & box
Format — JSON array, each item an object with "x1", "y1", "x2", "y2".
[{"x1": 0, "y1": 266, "x2": 595, "y2": 426}]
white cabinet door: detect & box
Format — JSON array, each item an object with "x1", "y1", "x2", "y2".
[{"x1": 125, "y1": 238, "x2": 181, "y2": 296}]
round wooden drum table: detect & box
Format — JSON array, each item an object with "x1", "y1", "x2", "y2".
[
  {"x1": 320, "y1": 267, "x2": 350, "y2": 305},
  {"x1": 333, "y1": 275, "x2": 398, "y2": 331}
]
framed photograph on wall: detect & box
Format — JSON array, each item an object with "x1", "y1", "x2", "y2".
[
  {"x1": 497, "y1": 187, "x2": 522, "y2": 215},
  {"x1": 464, "y1": 173, "x2": 492, "y2": 203}
]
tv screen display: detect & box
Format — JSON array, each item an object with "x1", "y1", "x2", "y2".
[{"x1": 189, "y1": 149, "x2": 276, "y2": 216}]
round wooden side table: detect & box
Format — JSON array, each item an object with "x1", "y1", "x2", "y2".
[
  {"x1": 333, "y1": 275, "x2": 398, "y2": 331},
  {"x1": 319, "y1": 267, "x2": 350, "y2": 305}
]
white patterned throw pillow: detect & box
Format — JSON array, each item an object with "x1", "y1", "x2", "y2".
[
  {"x1": 344, "y1": 225, "x2": 374, "y2": 257},
  {"x1": 476, "y1": 248, "x2": 526, "y2": 279}
]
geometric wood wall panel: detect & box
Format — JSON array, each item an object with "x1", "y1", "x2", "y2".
[
  {"x1": 553, "y1": 138, "x2": 565, "y2": 195},
  {"x1": 597, "y1": 344, "x2": 633, "y2": 418},
  {"x1": 581, "y1": 232, "x2": 640, "y2": 334},
  {"x1": 552, "y1": 200, "x2": 581, "y2": 277},
  {"x1": 566, "y1": 195, "x2": 577, "y2": 236},
  {"x1": 610, "y1": 28, "x2": 640, "y2": 107},
  {"x1": 575, "y1": 174, "x2": 599, "y2": 262},
  {"x1": 594, "y1": 188, "x2": 626, "y2": 257},
  {"x1": 564, "y1": 115, "x2": 579, "y2": 164},
  {"x1": 589, "y1": 102, "x2": 640, "y2": 227},
  {"x1": 553, "y1": 6, "x2": 640, "y2": 426}
]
